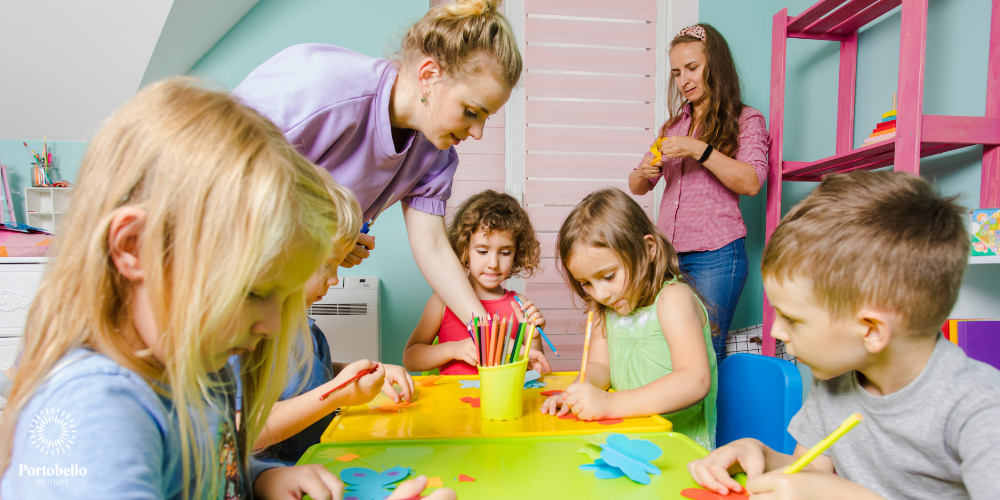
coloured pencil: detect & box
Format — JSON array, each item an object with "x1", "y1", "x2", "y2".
[
  {"x1": 516, "y1": 322, "x2": 527, "y2": 361},
  {"x1": 360, "y1": 193, "x2": 394, "y2": 234},
  {"x1": 579, "y1": 311, "x2": 594, "y2": 383},
  {"x1": 785, "y1": 412, "x2": 863, "y2": 473},
  {"x1": 499, "y1": 314, "x2": 509, "y2": 364},
  {"x1": 319, "y1": 365, "x2": 379, "y2": 401},
  {"x1": 508, "y1": 316, "x2": 521, "y2": 364},
  {"x1": 521, "y1": 324, "x2": 536, "y2": 363},
  {"x1": 466, "y1": 319, "x2": 479, "y2": 364},
  {"x1": 513, "y1": 296, "x2": 559, "y2": 357},
  {"x1": 492, "y1": 313, "x2": 503, "y2": 366},
  {"x1": 474, "y1": 317, "x2": 483, "y2": 366}
]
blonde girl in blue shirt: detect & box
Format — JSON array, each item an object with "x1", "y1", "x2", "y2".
[{"x1": 0, "y1": 79, "x2": 451, "y2": 500}]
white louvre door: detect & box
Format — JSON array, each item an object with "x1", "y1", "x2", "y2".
[{"x1": 520, "y1": 0, "x2": 660, "y2": 371}]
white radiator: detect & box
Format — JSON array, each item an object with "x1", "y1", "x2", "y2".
[{"x1": 308, "y1": 276, "x2": 380, "y2": 363}]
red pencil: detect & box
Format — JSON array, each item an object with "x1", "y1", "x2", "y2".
[{"x1": 318, "y1": 365, "x2": 379, "y2": 401}]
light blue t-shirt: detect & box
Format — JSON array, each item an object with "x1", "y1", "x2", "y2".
[{"x1": 1, "y1": 348, "x2": 279, "y2": 499}]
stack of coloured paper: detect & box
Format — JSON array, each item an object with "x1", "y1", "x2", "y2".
[{"x1": 863, "y1": 109, "x2": 897, "y2": 145}]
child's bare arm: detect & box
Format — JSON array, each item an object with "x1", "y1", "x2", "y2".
[
  {"x1": 605, "y1": 283, "x2": 711, "y2": 417},
  {"x1": 403, "y1": 294, "x2": 474, "y2": 372},
  {"x1": 254, "y1": 360, "x2": 384, "y2": 449}
]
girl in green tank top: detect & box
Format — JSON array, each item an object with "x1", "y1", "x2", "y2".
[{"x1": 540, "y1": 188, "x2": 718, "y2": 449}]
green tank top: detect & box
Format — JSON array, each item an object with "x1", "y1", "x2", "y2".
[{"x1": 605, "y1": 277, "x2": 718, "y2": 450}]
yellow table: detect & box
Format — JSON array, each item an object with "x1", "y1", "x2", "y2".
[{"x1": 321, "y1": 373, "x2": 672, "y2": 443}]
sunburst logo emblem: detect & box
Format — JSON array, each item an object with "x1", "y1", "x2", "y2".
[{"x1": 28, "y1": 408, "x2": 77, "y2": 455}]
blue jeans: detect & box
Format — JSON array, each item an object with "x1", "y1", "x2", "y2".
[{"x1": 677, "y1": 238, "x2": 748, "y2": 366}]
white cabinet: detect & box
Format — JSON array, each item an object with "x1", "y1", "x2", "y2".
[{"x1": 0, "y1": 258, "x2": 46, "y2": 411}]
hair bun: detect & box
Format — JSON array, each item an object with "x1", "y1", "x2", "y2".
[{"x1": 447, "y1": 0, "x2": 502, "y2": 16}]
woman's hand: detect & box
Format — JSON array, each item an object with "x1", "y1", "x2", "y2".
[
  {"x1": 638, "y1": 151, "x2": 663, "y2": 179},
  {"x1": 326, "y1": 359, "x2": 384, "y2": 407},
  {"x1": 381, "y1": 364, "x2": 415, "y2": 403},
  {"x1": 253, "y1": 464, "x2": 343, "y2": 500},
  {"x1": 562, "y1": 382, "x2": 613, "y2": 421},
  {"x1": 658, "y1": 135, "x2": 707, "y2": 160},
  {"x1": 340, "y1": 233, "x2": 375, "y2": 268}
]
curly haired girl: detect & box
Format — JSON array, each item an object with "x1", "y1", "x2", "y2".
[{"x1": 404, "y1": 190, "x2": 551, "y2": 375}]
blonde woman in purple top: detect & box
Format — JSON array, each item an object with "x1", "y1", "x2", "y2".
[{"x1": 234, "y1": 0, "x2": 520, "y2": 326}]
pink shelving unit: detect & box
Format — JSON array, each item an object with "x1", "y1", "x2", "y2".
[{"x1": 762, "y1": 0, "x2": 1000, "y2": 357}]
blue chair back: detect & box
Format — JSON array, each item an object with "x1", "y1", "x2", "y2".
[{"x1": 716, "y1": 353, "x2": 802, "y2": 454}]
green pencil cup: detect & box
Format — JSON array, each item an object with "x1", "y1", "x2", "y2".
[{"x1": 477, "y1": 357, "x2": 528, "y2": 421}]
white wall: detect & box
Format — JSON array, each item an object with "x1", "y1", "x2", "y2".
[{"x1": 0, "y1": 0, "x2": 173, "y2": 141}]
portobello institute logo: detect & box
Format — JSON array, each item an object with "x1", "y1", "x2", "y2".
[{"x1": 28, "y1": 408, "x2": 77, "y2": 456}]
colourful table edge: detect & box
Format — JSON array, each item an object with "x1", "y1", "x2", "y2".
[{"x1": 320, "y1": 372, "x2": 672, "y2": 443}]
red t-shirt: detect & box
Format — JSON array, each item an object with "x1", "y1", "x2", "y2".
[{"x1": 437, "y1": 289, "x2": 519, "y2": 375}]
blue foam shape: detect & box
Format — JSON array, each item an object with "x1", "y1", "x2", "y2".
[
  {"x1": 459, "y1": 379, "x2": 480, "y2": 389},
  {"x1": 524, "y1": 370, "x2": 541, "y2": 382},
  {"x1": 524, "y1": 380, "x2": 546, "y2": 389},
  {"x1": 341, "y1": 466, "x2": 411, "y2": 500},
  {"x1": 580, "y1": 459, "x2": 626, "y2": 480}
]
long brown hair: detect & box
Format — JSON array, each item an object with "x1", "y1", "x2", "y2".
[
  {"x1": 0, "y1": 78, "x2": 341, "y2": 498},
  {"x1": 661, "y1": 23, "x2": 744, "y2": 158},
  {"x1": 557, "y1": 189, "x2": 685, "y2": 326}
]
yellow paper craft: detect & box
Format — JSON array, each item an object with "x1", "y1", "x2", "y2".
[
  {"x1": 649, "y1": 138, "x2": 664, "y2": 164},
  {"x1": 426, "y1": 477, "x2": 444, "y2": 488}
]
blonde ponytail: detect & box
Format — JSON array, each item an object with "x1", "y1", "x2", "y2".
[{"x1": 400, "y1": 0, "x2": 522, "y2": 88}]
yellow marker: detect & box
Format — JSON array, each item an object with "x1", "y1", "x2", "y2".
[
  {"x1": 785, "y1": 412, "x2": 863, "y2": 473},
  {"x1": 579, "y1": 311, "x2": 595, "y2": 383},
  {"x1": 649, "y1": 138, "x2": 664, "y2": 163},
  {"x1": 521, "y1": 324, "x2": 536, "y2": 362}
]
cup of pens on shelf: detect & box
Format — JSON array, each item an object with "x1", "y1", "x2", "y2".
[
  {"x1": 469, "y1": 314, "x2": 535, "y2": 421},
  {"x1": 31, "y1": 163, "x2": 53, "y2": 187}
]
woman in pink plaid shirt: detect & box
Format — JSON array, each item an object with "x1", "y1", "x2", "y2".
[{"x1": 628, "y1": 24, "x2": 768, "y2": 366}]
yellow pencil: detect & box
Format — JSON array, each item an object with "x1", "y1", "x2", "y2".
[
  {"x1": 785, "y1": 412, "x2": 864, "y2": 473},
  {"x1": 521, "y1": 323, "x2": 536, "y2": 362},
  {"x1": 579, "y1": 311, "x2": 594, "y2": 383}
]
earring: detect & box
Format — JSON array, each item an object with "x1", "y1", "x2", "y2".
[{"x1": 420, "y1": 91, "x2": 428, "y2": 104}]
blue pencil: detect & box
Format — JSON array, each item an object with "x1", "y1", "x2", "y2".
[{"x1": 513, "y1": 296, "x2": 559, "y2": 357}]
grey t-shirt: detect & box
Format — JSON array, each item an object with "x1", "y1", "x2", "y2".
[{"x1": 789, "y1": 335, "x2": 1000, "y2": 500}]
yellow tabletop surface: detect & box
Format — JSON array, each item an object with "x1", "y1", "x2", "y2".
[{"x1": 321, "y1": 372, "x2": 672, "y2": 443}]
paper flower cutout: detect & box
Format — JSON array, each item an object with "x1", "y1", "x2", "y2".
[
  {"x1": 578, "y1": 433, "x2": 662, "y2": 485},
  {"x1": 458, "y1": 379, "x2": 480, "y2": 389},
  {"x1": 341, "y1": 466, "x2": 411, "y2": 500}
]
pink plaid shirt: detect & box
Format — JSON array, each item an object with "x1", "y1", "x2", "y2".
[{"x1": 642, "y1": 105, "x2": 769, "y2": 252}]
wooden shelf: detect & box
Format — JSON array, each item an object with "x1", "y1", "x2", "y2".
[
  {"x1": 782, "y1": 115, "x2": 1000, "y2": 180},
  {"x1": 787, "y1": 0, "x2": 903, "y2": 40}
]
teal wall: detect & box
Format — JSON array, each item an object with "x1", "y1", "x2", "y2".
[
  {"x1": 0, "y1": 140, "x2": 88, "y2": 224},
  {"x1": 188, "y1": 0, "x2": 432, "y2": 367},
  {"x1": 700, "y1": 0, "x2": 1000, "y2": 331}
]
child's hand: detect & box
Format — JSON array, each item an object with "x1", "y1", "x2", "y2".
[
  {"x1": 562, "y1": 382, "x2": 613, "y2": 421},
  {"x1": 449, "y1": 338, "x2": 480, "y2": 367},
  {"x1": 527, "y1": 348, "x2": 551, "y2": 374},
  {"x1": 253, "y1": 464, "x2": 343, "y2": 500},
  {"x1": 540, "y1": 393, "x2": 571, "y2": 416},
  {"x1": 382, "y1": 364, "x2": 415, "y2": 403},
  {"x1": 327, "y1": 359, "x2": 384, "y2": 407},
  {"x1": 686, "y1": 438, "x2": 767, "y2": 495},
  {"x1": 386, "y1": 476, "x2": 457, "y2": 500},
  {"x1": 511, "y1": 298, "x2": 546, "y2": 330},
  {"x1": 745, "y1": 468, "x2": 860, "y2": 499}
]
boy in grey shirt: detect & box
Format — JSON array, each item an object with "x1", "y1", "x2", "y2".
[{"x1": 687, "y1": 171, "x2": 1000, "y2": 499}]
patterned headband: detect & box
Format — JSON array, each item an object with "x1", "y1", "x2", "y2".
[{"x1": 676, "y1": 26, "x2": 706, "y2": 41}]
